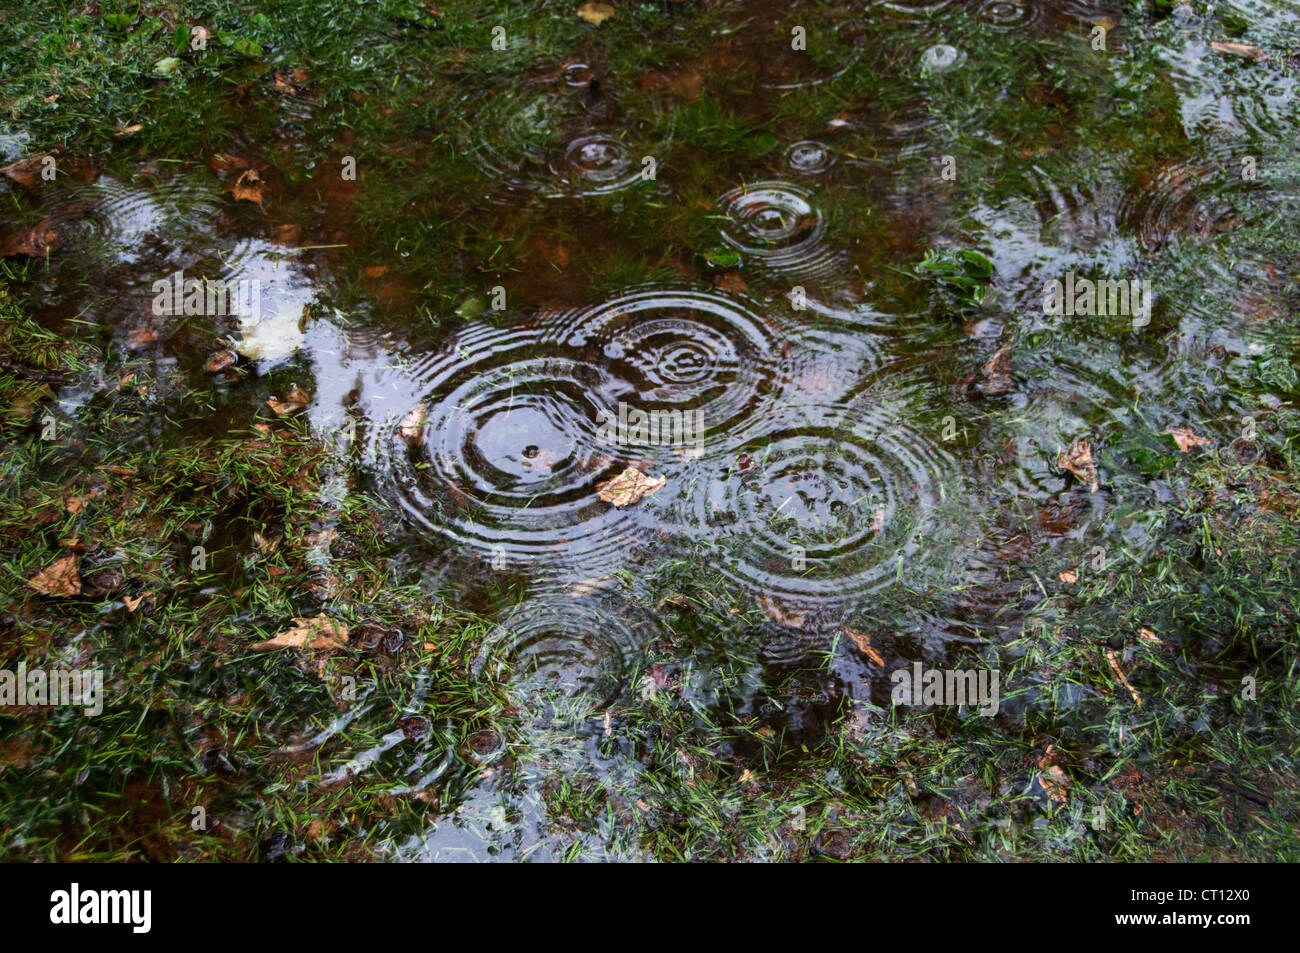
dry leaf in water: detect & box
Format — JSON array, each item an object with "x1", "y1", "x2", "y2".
[
  {"x1": 843, "y1": 626, "x2": 884, "y2": 666},
  {"x1": 225, "y1": 168, "x2": 267, "y2": 211},
  {"x1": 596, "y1": 466, "x2": 665, "y2": 506},
  {"x1": 1040, "y1": 765, "x2": 1069, "y2": 802},
  {"x1": 1162, "y1": 427, "x2": 1212, "y2": 453},
  {"x1": 271, "y1": 223, "x2": 303, "y2": 244},
  {"x1": 65, "y1": 488, "x2": 101, "y2": 514},
  {"x1": 250, "y1": 616, "x2": 349, "y2": 651},
  {"x1": 204, "y1": 349, "x2": 239, "y2": 374},
  {"x1": 570, "y1": 575, "x2": 614, "y2": 599},
  {"x1": 126, "y1": 327, "x2": 159, "y2": 349},
  {"x1": 266, "y1": 383, "x2": 310, "y2": 415},
  {"x1": 1105, "y1": 648, "x2": 1143, "y2": 706},
  {"x1": 1036, "y1": 745, "x2": 1069, "y2": 802},
  {"x1": 123, "y1": 592, "x2": 150, "y2": 612},
  {"x1": 713, "y1": 271, "x2": 747, "y2": 294},
  {"x1": 26, "y1": 553, "x2": 81, "y2": 597},
  {"x1": 979, "y1": 344, "x2": 1014, "y2": 396},
  {"x1": 1, "y1": 219, "x2": 61, "y2": 258},
  {"x1": 1057, "y1": 438, "x2": 1099, "y2": 493},
  {"x1": 1137, "y1": 627, "x2": 1163, "y2": 647},
  {"x1": 668, "y1": 71, "x2": 703, "y2": 101},
  {"x1": 758, "y1": 593, "x2": 805, "y2": 630},
  {"x1": 577, "y1": 2, "x2": 616, "y2": 25},
  {"x1": 0, "y1": 154, "x2": 48, "y2": 191},
  {"x1": 398, "y1": 403, "x2": 428, "y2": 445},
  {"x1": 1211, "y1": 41, "x2": 1268, "y2": 62}
]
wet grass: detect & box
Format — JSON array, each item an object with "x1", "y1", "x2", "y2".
[{"x1": 0, "y1": 276, "x2": 511, "y2": 859}]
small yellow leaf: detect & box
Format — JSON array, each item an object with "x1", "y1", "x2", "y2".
[{"x1": 577, "y1": 2, "x2": 616, "y2": 25}]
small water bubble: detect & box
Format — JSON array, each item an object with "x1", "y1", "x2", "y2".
[{"x1": 921, "y1": 44, "x2": 963, "y2": 73}]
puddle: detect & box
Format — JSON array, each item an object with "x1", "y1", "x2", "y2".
[{"x1": 4, "y1": 0, "x2": 1299, "y2": 860}]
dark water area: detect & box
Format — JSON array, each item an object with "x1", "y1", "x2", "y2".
[{"x1": 2, "y1": 0, "x2": 1297, "y2": 860}]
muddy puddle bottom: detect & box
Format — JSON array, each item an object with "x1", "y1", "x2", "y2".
[{"x1": 5, "y1": 0, "x2": 1299, "y2": 859}]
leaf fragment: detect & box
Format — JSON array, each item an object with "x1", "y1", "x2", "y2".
[
  {"x1": 26, "y1": 553, "x2": 81, "y2": 597},
  {"x1": 1161, "y1": 427, "x2": 1212, "y2": 453},
  {"x1": 1105, "y1": 648, "x2": 1143, "y2": 706},
  {"x1": 1057, "y1": 438, "x2": 1100, "y2": 493},
  {"x1": 577, "y1": 2, "x2": 616, "y2": 25},
  {"x1": 266, "y1": 383, "x2": 310, "y2": 416},
  {"x1": 596, "y1": 466, "x2": 665, "y2": 506},
  {"x1": 1211, "y1": 41, "x2": 1268, "y2": 62},
  {"x1": 250, "y1": 616, "x2": 349, "y2": 651},
  {"x1": 843, "y1": 626, "x2": 884, "y2": 665},
  {"x1": 225, "y1": 167, "x2": 267, "y2": 211}
]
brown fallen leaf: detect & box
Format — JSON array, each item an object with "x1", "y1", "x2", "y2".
[
  {"x1": 271, "y1": 223, "x2": 302, "y2": 244},
  {"x1": 596, "y1": 466, "x2": 665, "y2": 506},
  {"x1": 1211, "y1": 41, "x2": 1268, "y2": 63},
  {"x1": 0, "y1": 218, "x2": 61, "y2": 258},
  {"x1": 126, "y1": 327, "x2": 159, "y2": 349},
  {"x1": 1105, "y1": 648, "x2": 1143, "y2": 706},
  {"x1": 26, "y1": 553, "x2": 81, "y2": 597},
  {"x1": 99, "y1": 465, "x2": 137, "y2": 477},
  {"x1": 668, "y1": 71, "x2": 703, "y2": 101},
  {"x1": 114, "y1": 122, "x2": 144, "y2": 138},
  {"x1": 713, "y1": 271, "x2": 747, "y2": 294},
  {"x1": 225, "y1": 168, "x2": 267, "y2": 211},
  {"x1": 979, "y1": 344, "x2": 1014, "y2": 396},
  {"x1": 1059, "y1": 569, "x2": 1078, "y2": 584},
  {"x1": 204, "y1": 349, "x2": 239, "y2": 373},
  {"x1": 0, "y1": 154, "x2": 48, "y2": 191},
  {"x1": 1040, "y1": 764, "x2": 1069, "y2": 802},
  {"x1": 570, "y1": 575, "x2": 615, "y2": 599},
  {"x1": 843, "y1": 626, "x2": 884, "y2": 665},
  {"x1": 1057, "y1": 437, "x2": 1100, "y2": 493},
  {"x1": 123, "y1": 592, "x2": 150, "y2": 612},
  {"x1": 1137, "y1": 627, "x2": 1163, "y2": 648},
  {"x1": 65, "y1": 488, "x2": 102, "y2": 514},
  {"x1": 577, "y1": 2, "x2": 616, "y2": 25},
  {"x1": 1162, "y1": 427, "x2": 1212, "y2": 453},
  {"x1": 250, "y1": 616, "x2": 349, "y2": 651},
  {"x1": 266, "y1": 383, "x2": 310, "y2": 415},
  {"x1": 1036, "y1": 745, "x2": 1069, "y2": 802},
  {"x1": 397, "y1": 403, "x2": 428, "y2": 445},
  {"x1": 758, "y1": 593, "x2": 805, "y2": 630}
]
